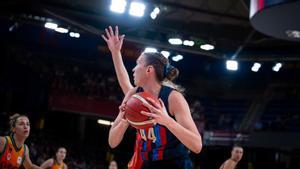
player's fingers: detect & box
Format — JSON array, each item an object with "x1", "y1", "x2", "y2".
[
  {"x1": 101, "y1": 34, "x2": 108, "y2": 41},
  {"x1": 143, "y1": 102, "x2": 160, "y2": 114},
  {"x1": 109, "y1": 26, "x2": 114, "y2": 36},
  {"x1": 115, "y1": 26, "x2": 119, "y2": 37},
  {"x1": 105, "y1": 28, "x2": 111, "y2": 38}
]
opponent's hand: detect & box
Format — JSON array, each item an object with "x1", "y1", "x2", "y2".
[{"x1": 101, "y1": 26, "x2": 125, "y2": 53}]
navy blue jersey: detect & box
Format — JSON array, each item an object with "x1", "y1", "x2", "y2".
[{"x1": 136, "y1": 86, "x2": 190, "y2": 161}]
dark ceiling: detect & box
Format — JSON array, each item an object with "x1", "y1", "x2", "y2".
[{"x1": 1, "y1": 0, "x2": 300, "y2": 62}]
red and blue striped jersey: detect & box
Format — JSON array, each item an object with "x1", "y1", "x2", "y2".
[{"x1": 136, "y1": 86, "x2": 189, "y2": 161}]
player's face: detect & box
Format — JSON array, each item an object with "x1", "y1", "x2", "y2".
[
  {"x1": 231, "y1": 147, "x2": 243, "y2": 161},
  {"x1": 109, "y1": 161, "x2": 118, "y2": 169},
  {"x1": 13, "y1": 116, "x2": 30, "y2": 138},
  {"x1": 132, "y1": 55, "x2": 148, "y2": 86},
  {"x1": 56, "y1": 148, "x2": 67, "y2": 161}
]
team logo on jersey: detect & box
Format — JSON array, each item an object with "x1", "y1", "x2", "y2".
[
  {"x1": 7, "y1": 153, "x2": 11, "y2": 160},
  {"x1": 17, "y1": 156, "x2": 22, "y2": 164}
]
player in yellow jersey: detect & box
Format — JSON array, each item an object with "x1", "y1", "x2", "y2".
[
  {"x1": 40, "y1": 147, "x2": 67, "y2": 169},
  {"x1": 0, "y1": 113, "x2": 43, "y2": 169}
]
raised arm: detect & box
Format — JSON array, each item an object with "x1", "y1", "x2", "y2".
[{"x1": 102, "y1": 26, "x2": 134, "y2": 94}]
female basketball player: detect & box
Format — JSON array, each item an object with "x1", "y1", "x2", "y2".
[
  {"x1": 102, "y1": 26, "x2": 202, "y2": 169},
  {"x1": 40, "y1": 147, "x2": 68, "y2": 169},
  {"x1": 0, "y1": 114, "x2": 43, "y2": 169}
]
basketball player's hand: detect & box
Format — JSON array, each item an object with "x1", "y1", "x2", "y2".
[
  {"x1": 141, "y1": 98, "x2": 171, "y2": 126},
  {"x1": 101, "y1": 26, "x2": 125, "y2": 53},
  {"x1": 118, "y1": 104, "x2": 128, "y2": 124}
]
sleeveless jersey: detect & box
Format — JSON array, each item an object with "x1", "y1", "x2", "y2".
[
  {"x1": 0, "y1": 136, "x2": 26, "y2": 169},
  {"x1": 136, "y1": 86, "x2": 189, "y2": 161},
  {"x1": 51, "y1": 160, "x2": 65, "y2": 169}
]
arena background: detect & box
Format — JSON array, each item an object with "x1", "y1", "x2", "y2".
[{"x1": 1, "y1": 0, "x2": 300, "y2": 169}]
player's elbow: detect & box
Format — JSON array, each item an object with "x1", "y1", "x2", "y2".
[
  {"x1": 195, "y1": 143, "x2": 202, "y2": 154},
  {"x1": 109, "y1": 143, "x2": 117, "y2": 149},
  {"x1": 192, "y1": 137, "x2": 202, "y2": 154},
  {"x1": 108, "y1": 139, "x2": 118, "y2": 149}
]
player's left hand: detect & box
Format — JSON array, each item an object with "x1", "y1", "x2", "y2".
[{"x1": 140, "y1": 98, "x2": 171, "y2": 126}]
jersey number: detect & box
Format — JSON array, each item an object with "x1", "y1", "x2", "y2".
[{"x1": 139, "y1": 127, "x2": 156, "y2": 143}]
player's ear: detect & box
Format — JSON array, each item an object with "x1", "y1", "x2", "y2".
[{"x1": 147, "y1": 66, "x2": 153, "y2": 73}]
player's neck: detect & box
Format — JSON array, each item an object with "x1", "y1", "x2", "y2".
[
  {"x1": 230, "y1": 158, "x2": 238, "y2": 163},
  {"x1": 56, "y1": 158, "x2": 63, "y2": 164},
  {"x1": 143, "y1": 82, "x2": 162, "y2": 97},
  {"x1": 12, "y1": 134, "x2": 25, "y2": 148}
]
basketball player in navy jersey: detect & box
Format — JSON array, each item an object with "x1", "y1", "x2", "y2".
[
  {"x1": 102, "y1": 26, "x2": 202, "y2": 169},
  {"x1": 219, "y1": 145, "x2": 243, "y2": 169}
]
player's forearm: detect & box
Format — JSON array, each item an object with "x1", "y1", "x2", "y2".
[
  {"x1": 108, "y1": 119, "x2": 129, "y2": 148},
  {"x1": 165, "y1": 118, "x2": 202, "y2": 154},
  {"x1": 111, "y1": 51, "x2": 132, "y2": 94}
]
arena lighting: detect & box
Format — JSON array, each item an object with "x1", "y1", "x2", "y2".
[
  {"x1": 160, "y1": 51, "x2": 170, "y2": 58},
  {"x1": 168, "y1": 38, "x2": 183, "y2": 45},
  {"x1": 272, "y1": 63, "x2": 282, "y2": 72},
  {"x1": 183, "y1": 40, "x2": 195, "y2": 46},
  {"x1": 150, "y1": 7, "x2": 160, "y2": 19},
  {"x1": 251, "y1": 62, "x2": 261, "y2": 72},
  {"x1": 44, "y1": 22, "x2": 58, "y2": 30},
  {"x1": 97, "y1": 119, "x2": 113, "y2": 126},
  {"x1": 69, "y1": 32, "x2": 80, "y2": 38},
  {"x1": 286, "y1": 30, "x2": 300, "y2": 39},
  {"x1": 129, "y1": 1, "x2": 146, "y2": 17},
  {"x1": 110, "y1": 0, "x2": 127, "y2": 14},
  {"x1": 172, "y1": 55, "x2": 183, "y2": 62},
  {"x1": 144, "y1": 47, "x2": 157, "y2": 53},
  {"x1": 200, "y1": 44, "x2": 214, "y2": 50},
  {"x1": 55, "y1": 27, "x2": 69, "y2": 33},
  {"x1": 226, "y1": 60, "x2": 238, "y2": 71}
]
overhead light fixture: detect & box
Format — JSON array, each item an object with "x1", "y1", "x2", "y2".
[
  {"x1": 144, "y1": 47, "x2": 157, "y2": 53},
  {"x1": 150, "y1": 7, "x2": 160, "y2": 19},
  {"x1": 97, "y1": 119, "x2": 113, "y2": 126},
  {"x1": 200, "y1": 44, "x2": 214, "y2": 50},
  {"x1": 168, "y1": 38, "x2": 182, "y2": 45},
  {"x1": 272, "y1": 63, "x2": 282, "y2": 72},
  {"x1": 172, "y1": 54, "x2": 183, "y2": 62},
  {"x1": 110, "y1": 0, "x2": 127, "y2": 14},
  {"x1": 44, "y1": 22, "x2": 58, "y2": 30},
  {"x1": 183, "y1": 40, "x2": 195, "y2": 47},
  {"x1": 69, "y1": 32, "x2": 80, "y2": 38},
  {"x1": 160, "y1": 51, "x2": 170, "y2": 58},
  {"x1": 129, "y1": 1, "x2": 146, "y2": 17},
  {"x1": 286, "y1": 30, "x2": 300, "y2": 39},
  {"x1": 251, "y1": 62, "x2": 261, "y2": 72},
  {"x1": 55, "y1": 27, "x2": 68, "y2": 33},
  {"x1": 226, "y1": 60, "x2": 238, "y2": 71}
]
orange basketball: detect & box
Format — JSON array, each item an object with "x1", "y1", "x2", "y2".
[{"x1": 125, "y1": 92, "x2": 159, "y2": 129}]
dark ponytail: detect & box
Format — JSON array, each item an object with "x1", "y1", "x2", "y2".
[{"x1": 143, "y1": 52, "x2": 184, "y2": 92}]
